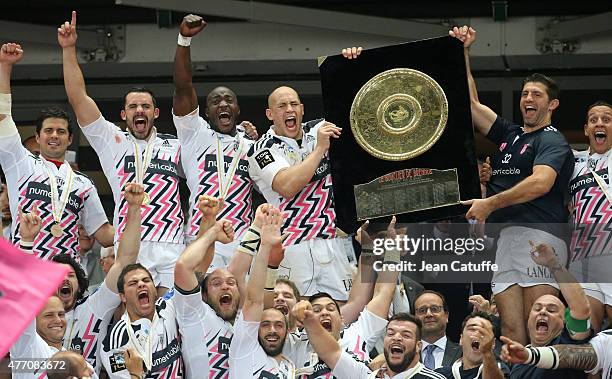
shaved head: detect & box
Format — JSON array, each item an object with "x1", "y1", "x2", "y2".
[{"x1": 268, "y1": 86, "x2": 301, "y2": 108}]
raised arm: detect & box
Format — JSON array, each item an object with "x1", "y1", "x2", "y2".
[
  {"x1": 93, "y1": 223, "x2": 115, "y2": 247},
  {"x1": 58, "y1": 11, "x2": 102, "y2": 126},
  {"x1": 271, "y1": 122, "x2": 341, "y2": 198},
  {"x1": 0, "y1": 43, "x2": 23, "y2": 122},
  {"x1": 530, "y1": 242, "x2": 591, "y2": 340},
  {"x1": 242, "y1": 206, "x2": 282, "y2": 322},
  {"x1": 104, "y1": 183, "x2": 143, "y2": 293},
  {"x1": 294, "y1": 300, "x2": 343, "y2": 369},
  {"x1": 173, "y1": 14, "x2": 206, "y2": 116},
  {"x1": 449, "y1": 26, "x2": 497, "y2": 136}
]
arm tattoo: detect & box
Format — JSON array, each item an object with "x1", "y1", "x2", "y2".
[{"x1": 556, "y1": 344, "x2": 598, "y2": 371}]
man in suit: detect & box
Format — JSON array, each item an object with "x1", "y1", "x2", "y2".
[{"x1": 414, "y1": 290, "x2": 462, "y2": 369}]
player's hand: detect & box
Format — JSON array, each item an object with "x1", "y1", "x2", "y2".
[
  {"x1": 449, "y1": 25, "x2": 476, "y2": 48},
  {"x1": 500, "y1": 336, "x2": 529, "y2": 364},
  {"x1": 241, "y1": 121, "x2": 259, "y2": 140},
  {"x1": 342, "y1": 46, "x2": 362, "y2": 59},
  {"x1": 480, "y1": 157, "x2": 492, "y2": 183},
  {"x1": 179, "y1": 14, "x2": 207, "y2": 38},
  {"x1": 123, "y1": 347, "x2": 145, "y2": 377},
  {"x1": 58, "y1": 11, "x2": 78, "y2": 48},
  {"x1": 315, "y1": 122, "x2": 342, "y2": 153},
  {"x1": 212, "y1": 219, "x2": 234, "y2": 244},
  {"x1": 529, "y1": 241, "x2": 560, "y2": 268},
  {"x1": 462, "y1": 198, "x2": 494, "y2": 223},
  {"x1": 292, "y1": 300, "x2": 314, "y2": 324},
  {"x1": 19, "y1": 203, "x2": 41, "y2": 242},
  {"x1": 123, "y1": 182, "x2": 145, "y2": 206},
  {"x1": 0, "y1": 43, "x2": 24, "y2": 65}
]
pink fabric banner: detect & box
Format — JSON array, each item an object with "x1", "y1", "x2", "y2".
[{"x1": 0, "y1": 238, "x2": 69, "y2": 357}]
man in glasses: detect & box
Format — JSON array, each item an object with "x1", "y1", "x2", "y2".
[{"x1": 414, "y1": 291, "x2": 462, "y2": 370}]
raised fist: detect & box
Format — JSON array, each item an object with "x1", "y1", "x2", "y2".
[
  {"x1": 0, "y1": 43, "x2": 24, "y2": 65},
  {"x1": 179, "y1": 14, "x2": 207, "y2": 38}
]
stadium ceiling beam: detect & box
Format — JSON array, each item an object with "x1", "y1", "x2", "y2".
[
  {"x1": 116, "y1": 0, "x2": 448, "y2": 40},
  {"x1": 548, "y1": 11, "x2": 612, "y2": 40},
  {"x1": 0, "y1": 21, "x2": 100, "y2": 50}
]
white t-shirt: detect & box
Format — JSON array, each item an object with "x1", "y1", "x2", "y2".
[
  {"x1": 63, "y1": 281, "x2": 120, "y2": 374},
  {"x1": 0, "y1": 116, "x2": 108, "y2": 260},
  {"x1": 229, "y1": 313, "x2": 295, "y2": 379},
  {"x1": 172, "y1": 109, "x2": 253, "y2": 255},
  {"x1": 284, "y1": 308, "x2": 387, "y2": 378},
  {"x1": 586, "y1": 330, "x2": 612, "y2": 379},
  {"x1": 100, "y1": 296, "x2": 185, "y2": 378},
  {"x1": 81, "y1": 116, "x2": 184, "y2": 244},
  {"x1": 247, "y1": 120, "x2": 337, "y2": 246}
]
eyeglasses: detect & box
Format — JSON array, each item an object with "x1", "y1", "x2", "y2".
[{"x1": 415, "y1": 305, "x2": 444, "y2": 315}]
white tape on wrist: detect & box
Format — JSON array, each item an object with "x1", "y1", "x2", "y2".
[
  {"x1": 0, "y1": 93, "x2": 11, "y2": 115},
  {"x1": 384, "y1": 248, "x2": 401, "y2": 263},
  {"x1": 526, "y1": 346, "x2": 559, "y2": 369},
  {"x1": 177, "y1": 34, "x2": 192, "y2": 47},
  {"x1": 264, "y1": 267, "x2": 278, "y2": 290},
  {"x1": 237, "y1": 225, "x2": 261, "y2": 256}
]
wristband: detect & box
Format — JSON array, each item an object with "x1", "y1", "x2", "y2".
[
  {"x1": 384, "y1": 248, "x2": 401, "y2": 264},
  {"x1": 525, "y1": 346, "x2": 559, "y2": 369},
  {"x1": 264, "y1": 266, "x2": 278, "y2": 290},
  {"x1": 177, "y1": 34, "x2": 192, "y2": 47},
  {"x1": 237, "y1": 225, "x2": 261, "y2": 256},
  {"x1": 564, "y1": 307, "x2": 591, "y2": 335},
  {"x1": 19, "y1": 240, "x2": 34, "y2": 253},
  {"x1": 0, "y1": 93, "x2": 11, "y2": 115}
]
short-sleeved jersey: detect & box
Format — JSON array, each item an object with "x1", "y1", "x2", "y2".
[
  {"x1": 586, "y1": 330, "x2": 612, "y2": 379},
  {"x1": 63, "y1": 282, "x2": 120, "y2": 374},
  {"x1": 333, "y1": 354, "x2": 446, "y2": 379},
  {"x1": 172, "y1": 109, "x2": 253, "y2": 243},
  {"x1": 228, "y1": 313, "x2": 294, "y2": 379},
  {"x1": 485, "y1": 116, "x2": 574, "y2": 227},
  {"x1": 510, "y1": 327, "x2": 592, "y2": 379},
  {"x1": 0, "y1": 117, "x2": 108, "y2": 260},
  {"x1": 247, "y1": 120, "x2": 336, "y2": 245},
  {"x1": 435, "y1": 360, "x2": 510, "y2": 379},
  {"x1": 81, "y1": 116, "x2": 184, "y2": 244},
  {"x1": 9, "y1": 319, "x2": 60, "y2": 379},
  {"x1": 569, "y1": 149, "x2": 611, "y2": 261},
  {"x1": 284, "y1": 308, "x2": 387, "y2": 378},
  {"x1": 101, "y1": 297, "x2": 185, "y2": 379}
]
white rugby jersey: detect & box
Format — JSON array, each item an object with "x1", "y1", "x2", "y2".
[
  {"x1": 229, "y1": 313, "x2": 295, "y2": 379},
  {"x1": 81, "y1": 116, "x2": 184, "y2": 244},
  {"x1": 9, "y1": 319, "x2": 60, "y2": 379},
  {"x1": 0, "y1": 117, "x2": 108, "y2": 260},
  {"x1": 586, "y1": 330, "x2": 612, "y2": 379},
  {"x1": 173, "y1": 109, "x2": 253, "y2": 251},
  {"x1": 101, "y1": 296, "x2": 185, "y2": 379},
  {"x1": 283, "y1": 308, "x2": 387, "y2": 378},
  {"x1": 569, "y1": 149, "x2": 611, "y2": 262},
  {"x1": 247, "y1": 119, "x2": 337, "y2": 246},
  {"x1": 63, "y1": 282, "x2": 120, "y2": 375}
]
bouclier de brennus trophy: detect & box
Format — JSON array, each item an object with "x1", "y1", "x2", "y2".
[{"x1": 319, "y1": 37, "x2": 481, "y2": 233}]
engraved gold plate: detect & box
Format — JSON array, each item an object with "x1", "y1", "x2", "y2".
[{"x1": 350, "y1": 68, "x2": 448, "y2": 161}]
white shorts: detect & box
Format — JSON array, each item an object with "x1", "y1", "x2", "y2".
[
  {"x1": 277, "y1": 236, "x2": 356, "y2": 301},
  {"x1": 491, "y1": 226, "x2": 567, "y2": 295},
  {"x1": 569, "y1": 255, "x2": 612, "y2": 306},
  {"x1": 116, "y1": 241, "x2": 185, "y2": 289}
]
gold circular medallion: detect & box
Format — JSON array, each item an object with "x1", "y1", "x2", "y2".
[
  {"x1": 350, "y1": 68, "x2": 448, "y2": 161},
  {"x1": 142, "y1": 192, "x2": 151, "y2": 205},
  {"x1": 50, "y1": 223, "x2": 63, "y2": 238}
]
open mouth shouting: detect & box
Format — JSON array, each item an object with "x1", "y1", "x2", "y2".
[
  {"x1": 133, "y1": 116, "x2": 149, "y2": 134},
  {"x1": 524, "y1": 105, "x2": 537, "y2": 118},
  {"x1": 320, "y1": 318, "x2": 333, "y2": 332},
  {"x1": 274, "y1": 303, "x2": 289, "y2": 315},
  {"x1": 470, "y1": 339, "x2": 480, "y2": 352},
  {"x1": 58, "y1": 281, "x2": 73, "y2": 303},
  {"x1": 218, "y1": 111, "x2": 232, "y2": 126},
  {"x1": 535, "y1": 318, "x2": 549, "y2": 334},
  {"x1": 219, "y1": 293, "x2": 233, "y2": 308},
  {"x1": 388, "y1": 343, "x2": 405, "y2": 359},
  {"x1": 264, "y1": 333, "x2": 280, "y2": 344},
  {"x1": 137, "y1": 289, "x2": 151, "y2": 307},
  {"x1": 594, "y1": 130, "x2": 607, "y2": 146}
]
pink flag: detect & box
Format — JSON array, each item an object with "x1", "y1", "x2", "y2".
[{"x1": 0, "y1": 238, "x2": 69, "y2": 357}]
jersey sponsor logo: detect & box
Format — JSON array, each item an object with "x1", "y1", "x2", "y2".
[
  {"x1": 501, "y1": 153, "x2": 512, "y2": 164},
  {"x1": 256, "y1": 150, "x2": 275, "y2": 169},
  {"x1": 26, "y1": 182, "x2": 83, "y2": 214},
  {"x1": 311, "y1": 160, "x2": 330, "y2": 182},
  {"x1": 151, "y1": 339, "x2": 181, "y2": 371},
  {"x1": 499, "y1": 142, "x2": 507, "y2": 152},
  {"x1": 492, "y1": 167, "x2": 521, "y2": 176},
  {"x1": 570, "y1": 168, "x2": 609, "y2": 193},
  {"x1": 218, "y1": 335, "x2": 232, "y2": 354},
  {"x1": 109, "y1": 352, "x2": 127, "y2": 372},
  {"x1": 124, "y1": 156, "x2": 179, "y2": 177},
  {"x1": 520, "y1": 144, "x2": 530, "y2": 155},
  {"x1": 203, "y1": 154, "x2": 249, "y2": 177},
  {"x1": 162, "y1": 140, "x2": 172, "y2": 147}
]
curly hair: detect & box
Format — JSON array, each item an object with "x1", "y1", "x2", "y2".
[{"x1": 51, "y1": 253, "x2": 88, "y2": 303}]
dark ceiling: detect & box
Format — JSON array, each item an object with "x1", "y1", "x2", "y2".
[{"x1": 1, "y1": 0, "x2": 611, "y2": 26}]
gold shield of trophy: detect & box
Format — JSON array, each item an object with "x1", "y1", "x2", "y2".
[{"x1": 350, "y1": 68, "x2": 448, "y2": 161}]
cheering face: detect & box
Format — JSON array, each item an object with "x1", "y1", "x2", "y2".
[
  {"x1": 527, "y1": 295, "x2": 565, "y2": 347},
  {"x1": 383, "y1": 320, "x2": 421, "y2": 374},
  {"x1": 36, "y1": 118, "x2": 72, "y2": 160},
  {"x1": 459, "y1": 317, "x2": 491, "y2": 366},
  {"x1": 206, "y1": 87, "x2": 240, "y2": 135},
  {"x1": 311, "y1": 296, "x2": 343, "y2": 340},
  {"x1": 273, "y1": 282, "x2": 297, "y2": 316},
  {"x1": 584, "y1": 105, "x2": 612, "y2": 154},
  {"x1": 519, "y1": 82, "x2": 558, "y2": 129},
  {"x1": 120, "y1": 268, "x2": 158, "y2": 320},
  {"x1": 258, "y1": 308, "x2": 288, "y2": 357},
  {"x1": 203, "y1": 268, "x2": 240, "y2": 322},
  {"x1": 121, "y1": 92, "x2": 159, "y2": 140},
  {"x1": 57, "y1": 264, "x2": 80, "y2": 311},
  {"x1": 414, "y1": 293, "x2": 448, "y2": 338},
  {"x1": 266, "y1": 86, "x2": 304, "y2": 140},
  {"x1": 36, "y1": 296, "x2": 67, "y2": 346}
]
